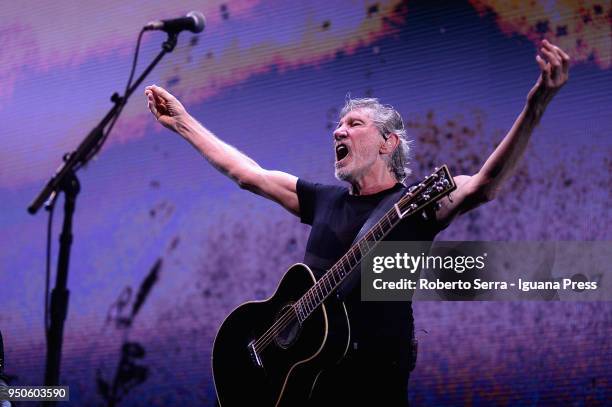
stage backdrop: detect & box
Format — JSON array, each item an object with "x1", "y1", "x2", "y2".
[{"x1": 1, "y1": 0, "x2": 610, "y2": 405}]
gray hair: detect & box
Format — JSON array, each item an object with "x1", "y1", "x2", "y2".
[{"x1": 339, "y1": 97, "x2": 412, "y2": 182}]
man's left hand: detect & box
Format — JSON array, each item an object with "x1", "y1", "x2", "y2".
[{"x1": 528, "y1": 39, "x2": 570, "y2": 105}]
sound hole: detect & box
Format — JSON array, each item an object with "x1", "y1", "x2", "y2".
[{"x1": 274, "y1": 304, "x2": 301, "y2": 349}]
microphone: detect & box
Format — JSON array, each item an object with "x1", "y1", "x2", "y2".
[{"x1": 144, "y1": 11, "x2": 205, "y2": 34}]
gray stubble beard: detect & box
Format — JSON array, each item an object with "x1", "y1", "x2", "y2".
[{"x1": 334, "y1": 165, "x2": 353, "y2": 183}]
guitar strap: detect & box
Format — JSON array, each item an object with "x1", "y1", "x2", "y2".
[{"x1": 336, "y1": 183, "x2": 408, "y2": 300}]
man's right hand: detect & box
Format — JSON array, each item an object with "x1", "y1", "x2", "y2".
[{"x1": 145, "y1": 85, "x2": 188, "y2": 132}]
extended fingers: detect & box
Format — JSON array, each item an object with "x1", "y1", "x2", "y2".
[
  {"x1": 535, "y1": 54, "x2": 549, "y2": 80},
  {"x1": 150, "y1": 84, "x2": 174, "y2": 101},
  {"x1": 539, "y1": 48, "x2": 561, "y2": 79},
  {"x1": 542, "y1": 39, "x2": 569, "y2": 60},
  {"x1": 540, "y1": 46, "x2": 560, "y2": 66},
  {"x1": 555, "y1": 45, "x2": 570, "y2": 75},
  {"x1": 542, "y1": 39, "x2": 570, "y2": 74},
  {"x1": 145, "y1": 89, "x2": 160, "y2": 118}
]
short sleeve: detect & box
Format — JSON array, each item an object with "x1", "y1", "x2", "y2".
[{"x1": 296, "y1": 178, "x2": 318, "y2": 225}]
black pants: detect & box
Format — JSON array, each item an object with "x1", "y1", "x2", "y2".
[{"x1": 307, "y1": 348, "x2": 412, "y2": 407}]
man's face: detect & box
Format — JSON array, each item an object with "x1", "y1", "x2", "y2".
[{"x1": 334, "y1": 108, "x2": 384, "y2": 183}]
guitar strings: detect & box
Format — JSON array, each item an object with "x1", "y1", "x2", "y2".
[
  {"x1": 252, "y1": 173, "x2": 447, "y2": 353},
  {"x1": 253, "y1": 268, "x2": 337, "y2": 351},
  {"x1": 253, "y1": 213, "x2": 399, "y2": 352},
  {"x1": 253, "y1": 264, "x2": 342, "y2": 352},
  {"x1": 253, "y1": 230, "x2": 378, "y2": 352}
]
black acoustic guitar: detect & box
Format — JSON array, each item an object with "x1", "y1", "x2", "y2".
[{"x1": 212, "y1": 166, "x2": 456, "y2": 406}]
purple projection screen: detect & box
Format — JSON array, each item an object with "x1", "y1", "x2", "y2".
[{"x1": 0, "y1": 0, "x2": 610, "y2": 405}]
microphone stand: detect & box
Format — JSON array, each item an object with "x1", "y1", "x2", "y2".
[{"x1": 27, "y1": 31, "x2": 179, "y2": 401}]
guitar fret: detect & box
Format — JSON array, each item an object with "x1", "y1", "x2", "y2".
[
  {"x1": 383, "y1": 215, "x2": 391, "y2": 229},
  {"x1": 345, "y1": 257, "x2": 352, "y2": 273},
  {"x1": 322, "y1": 274, "x2": 329, "y2": 293},
  {"x1": 297, "y1": 300, "x2": 304, "y2": 322},
  {"x1": 358, "y1": 240, "x2": 367, "y2": 255},
  {"x1": 321, "y1": 278, "x2": 329, "y2": 298},
  {"x1": 307, "y1": 291, "x2": 314, "y2": 313},
  {"x1": 375, "y1": 223, "x2": 383, "y2": 240},
  {"x1": 360, "y1": 239, "x2": 369, "y2": 252},
  {"x1": 349, "y1": 250, "x2": 357, "y2": 268}
]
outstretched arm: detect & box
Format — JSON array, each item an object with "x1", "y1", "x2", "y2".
[
  {"x1": 145, "y1": 85, "x2": 299, "y2": 216},
  {"x1": 436, "y1": 39, "x2": 570, "y2": 227}
]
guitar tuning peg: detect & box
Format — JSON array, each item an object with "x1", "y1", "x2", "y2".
[{"x1": 434, "y1": 202, "x2": 442, "y2": 211}]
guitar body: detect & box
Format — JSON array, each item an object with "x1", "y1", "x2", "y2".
[
  {"x1": 212, "y1": 263, "x2": 350, "y2": 406},
  {"x1": 212, "y1": 166, "x2": 456, "y2": 406}
]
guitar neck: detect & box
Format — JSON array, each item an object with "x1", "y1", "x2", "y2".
[
  {"x1": 293, "y1": 165, "x2": 455, "y2": 323},
  {"x1": 293, "y1": 203, "x2": 400, "y2": 323}
]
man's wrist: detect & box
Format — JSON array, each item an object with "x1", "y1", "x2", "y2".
[
  {"x1": 527, "y1": 84, "x2": 556, "y2": 108},
  {"x1": 525, "y1": 86, "x2": 557, "y2": 123},
  {"x1": 174, "y1": 114, "x2": 196, "y2": 136}
]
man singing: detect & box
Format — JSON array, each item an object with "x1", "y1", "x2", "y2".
[{"x1": 145, "y1": 39, "x2": 569, "y2": 406}]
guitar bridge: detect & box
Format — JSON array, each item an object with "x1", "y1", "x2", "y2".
[{"x1": 248, "y1": 340, "x2": 264, "y2": 368}]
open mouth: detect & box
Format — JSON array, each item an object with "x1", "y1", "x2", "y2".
[{"x1": 335, "y1": 143, "x2": 350, "y2": 163}]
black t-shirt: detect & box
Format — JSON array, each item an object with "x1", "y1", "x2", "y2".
[{"x1": 296, "y1": 178, "x2": 440, "y2": 359}]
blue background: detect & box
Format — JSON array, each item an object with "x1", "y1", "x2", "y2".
[{"x1": 1, "y1": 0, "x2": 610, "y2": 404}]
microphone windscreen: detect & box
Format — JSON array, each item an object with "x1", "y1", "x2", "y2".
[{"x1": 187, "y1": 11, "x2": 206, "y2": 33}]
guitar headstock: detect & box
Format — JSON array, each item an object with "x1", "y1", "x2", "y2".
[{"x1": 394, "y1": 165, "x2": 456, "y2": 219}]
